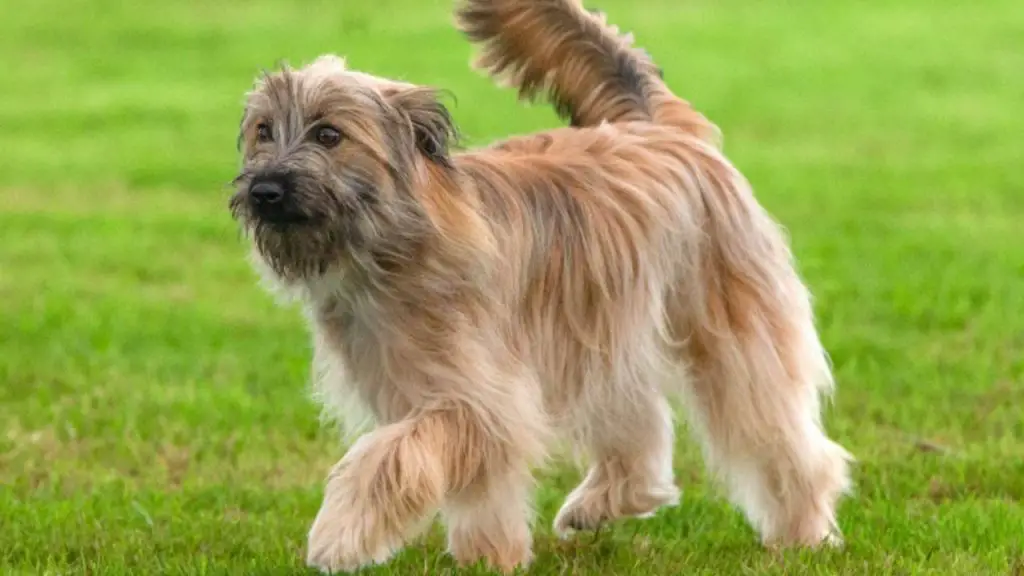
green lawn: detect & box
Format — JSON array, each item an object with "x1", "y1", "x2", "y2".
[{"x1": 2, "y1": 0, "x2": 1023, "y2": 573}]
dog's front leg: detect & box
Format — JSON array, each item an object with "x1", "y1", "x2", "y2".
[
  {"x1": 305, "y1": 402, "x2": 542, "y2": 574},
  {"x1": 305, "y1": 418, "x2": 445, "y2": 573}
]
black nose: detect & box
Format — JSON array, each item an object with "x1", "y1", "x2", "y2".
[{"x1": 250, "y1": 181, "x2": 285, "y2": 205}]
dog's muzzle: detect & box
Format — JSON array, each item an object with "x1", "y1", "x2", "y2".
[{"x1": 247, "y1": 173, "x2": 308, "y2": 224}]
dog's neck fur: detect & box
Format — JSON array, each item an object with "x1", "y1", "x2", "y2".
[{"x1": 249, "y1": 177, "x2": 496, "y2": 423}]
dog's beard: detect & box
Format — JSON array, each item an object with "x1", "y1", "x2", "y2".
[
  {"x1": 252, "y1": 221, "x2": 340, "y2": 281},
  {"x1": 229, "y1": 197, "x2": 361, "y2": 282},
  {"x1": 228, "y1": 168, "x2": 434, "y2": 284}
]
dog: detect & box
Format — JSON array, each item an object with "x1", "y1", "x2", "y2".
[{"x1": 229, "y1": 0, "x2": 853, "y2": 572}]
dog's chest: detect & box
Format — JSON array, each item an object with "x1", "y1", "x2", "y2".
[{"x1": 311, "y1": 292, "x2": 375, "y2": 372}]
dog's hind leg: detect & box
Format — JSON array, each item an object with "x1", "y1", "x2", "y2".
[
  {"x1": 670, "y1": 283, "x2": 853, "y2": 547},
  {"x1": 553, "y1": 358, "x2": 680, "y2": 537}
]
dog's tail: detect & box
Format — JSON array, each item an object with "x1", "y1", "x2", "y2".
[{"x1": 455, "y1": 0, "x2": 719, "y2": 141}]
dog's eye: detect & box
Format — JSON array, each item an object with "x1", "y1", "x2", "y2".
[
  {"x1": 315, "y1": 125, "x2": 343, "y2": 148},
  {"x1": 256, "y1": 123, "x2": 273, "y2": 143}
]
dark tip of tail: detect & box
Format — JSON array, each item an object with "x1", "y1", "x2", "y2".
[
  {"x1": 634, "y1": 47, "x2": 664, "y2": 78},
  {"x1": 588, "y1": 9, "x2": 654, "y2": 108},
  {"x1": 615, "y1": 51, "x2": 650, "y2": 108}
]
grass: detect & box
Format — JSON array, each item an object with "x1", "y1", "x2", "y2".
[{"x1": 2, "y1": 0, "x2": 1023, "y2": 573}]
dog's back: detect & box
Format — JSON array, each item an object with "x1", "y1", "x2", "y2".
[{"x1": 451, "y1": 0, "x2": 811, "y2": 410}]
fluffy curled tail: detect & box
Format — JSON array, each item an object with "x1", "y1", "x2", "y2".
[{"x1": 455, "y1": 0, "x2": 718, "y2": 141}]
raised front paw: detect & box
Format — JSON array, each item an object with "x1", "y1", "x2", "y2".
[{"x1": 305, "y1": 485, "x2": 402, "y2": 574}]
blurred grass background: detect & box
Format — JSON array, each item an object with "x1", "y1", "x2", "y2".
[{"x1": 1, "y1": 0, "x2": 1022, "y2": 573}]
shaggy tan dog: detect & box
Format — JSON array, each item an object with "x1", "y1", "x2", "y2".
[{"x1": 229, "y1": 0, "x2": 853, "y2": 572}]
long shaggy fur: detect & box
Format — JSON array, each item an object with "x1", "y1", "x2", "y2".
[{"x1": 229, "y1": 1, "x2": 853, "y2": 573}]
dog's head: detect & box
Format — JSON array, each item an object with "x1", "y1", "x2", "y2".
[{"x1": 230, "y1": 55, "x2": 458, "y2": 282}]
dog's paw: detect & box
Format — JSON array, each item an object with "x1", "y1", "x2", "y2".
[
  {"x1": 553, "y1": 505, "x2": 604, "y2": 539},
  {"x1": 305, "y1": 491, "x2": 400, "y2": 574},
  {"x1": 447, "y1": 520, "x2": 534, "y2": 573},
  {"x1": 761, "y1": 524, "x2": 844, "y2": 551},
  {"x1": 306, "y1": 516, "x2": 396, "y2": 574},
  {"x1": 823, "y1": 531, "x2": 844, "y2": 549},
  {"x1": 553, "y1": 483, "x2": 680, "y2": 539}
]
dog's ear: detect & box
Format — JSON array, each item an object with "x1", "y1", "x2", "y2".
[{"x1": 385, "y1": 86, "x2": 458, "y2": 167}]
